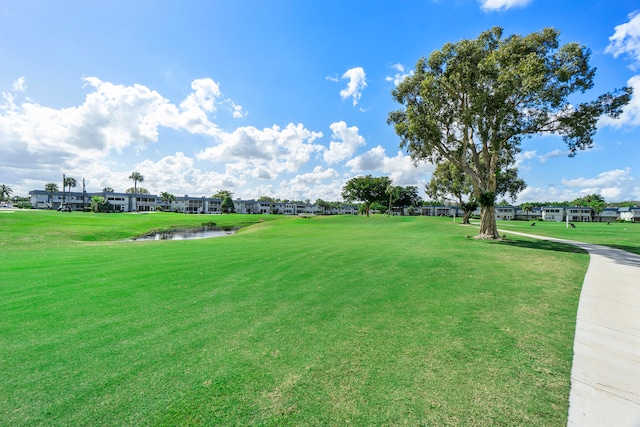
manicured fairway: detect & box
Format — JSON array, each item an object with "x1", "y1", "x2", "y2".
[
  {"x1": 1, "y1": 211, "x2": 588, "y2": 425},
  {"x1": 492, "y1": 218, "x2": 640, "y2": 255}
]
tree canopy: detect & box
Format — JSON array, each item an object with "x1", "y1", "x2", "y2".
[
  {"x1": 126, "y1": 187, "x2": 150, "y2": 194},
  {"x1": 45, "y1": 183, "x2": 58, "y2": 193},
  {"x1": 389, "y1": 27, "x2": 631, "y2": 239},
  {"x1": 160, "y1": 192, "x2": 176, "y2": 210},
  {"x1": 342, "y1": 175, "x2": 392, "y2": 216},
  {"x1": 0, "y1": 184, "x2": 12, "y2": 201},
  {"x1": 426, "y1": 159, "x2": 525, "y2": 223},
  {"x1": 213, "y1": 190, "x2": 233, "y2": 200},
  {"x1": 572, "y1": 193, "x2": 606, "y2": 215},
  {"x1": 221, "y1": 196, "x2": 235, "y2": 213},
  {"x1": 90, "y1": 196, "x2": 110, "y2": 213},
  {"x1": 390, "y1": 185, "x2": 422, "y2": 214}
]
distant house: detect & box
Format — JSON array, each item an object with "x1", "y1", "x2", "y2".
[
  {"x1": 595, "y1": 207, "x2": 619, "y2": 223},
  {"x1": 619, "y1": 206, "x2": 640, "y2": 222},
  {"x1": 565, "y1": 206, "x2": 593, "y2": 222},
  {"x1": 417, "y1": 206, "x2": 457, "y2": 217},
  {"x1": 495, "y1": 206, "x2": 516, "y2": 220},
  {"x1": 541, "y1": 207, "x2": 565, "y2": 222},
  {"x1": 514, "y1": 206, "x2": 542, "y2": 221},
  {"x1": 540, "y1": 206, "x2": 593, "y2": 222}
]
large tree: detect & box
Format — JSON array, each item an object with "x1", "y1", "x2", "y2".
[
  {"x1": 221, "y1": 196, "x2": 235, "y2": 213},
  {"x1": 390, "y1": 185, "x2": 422, "y2": 215},
  {"x1": 389, "y1": 27, "x2": 630, "y2": 239},
  {"x1": 129, "y1": 171, "x2": 144, "y2": 211},
  {"x1": 427, "y1": 160, "x2": 526, "y2": 224},
  {"x1": 341, "y1": 175, "x2": 392, "y2": 217}
]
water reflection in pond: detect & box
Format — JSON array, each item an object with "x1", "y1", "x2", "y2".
[{"x1": 130, "y1": 226, "x2": 238, "y2": 241}]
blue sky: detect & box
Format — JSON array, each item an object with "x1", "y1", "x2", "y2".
[{"x1": 1, "y1": 0, "x2": 639, "y2": 203}]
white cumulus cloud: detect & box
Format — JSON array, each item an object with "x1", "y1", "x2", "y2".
[
  {"x1": 197, "y1": 123, "x2": 324, "y2": 179},
  {"x1": 600, "y1": 75, "x2": 640, "y2": 128},
  {"x1": 538, "y1": 149, "x2": 568, "y2": 163},
  {"x1": 606, "y1": 10, "x2": 640, "y2": 69},
  {"x1": 0, "y1": 76, "x2": 245, "y2": 194},
  {"x1": 133, "y1": 152, "x2": 246, "y2": 196},
  {"x1": 346, "y1": 145, "x2": 435, "y2": 188},
  {"x1": 12, "y1": 77, "x2": 27, "y2": 92},
  {"x1": 339, "y1": 67, "x2": 367, "y2": 106},
  {"x1": 323, "y1": 121, "x2": 366, "y2": 164},
  {"x1": 479, "y1": 0, "x2": 533, "y2": 11},
  {"x1": 553, "y1": 168, "x2": 639, "y2": 202},
  {"x1": 385, "y1": 64, "x2": 413, "y2": 87},
  {"x1": 278, "y1": 166, "x2": 342, "y2": 201},
  {"x1": 562, "y1": 168, "x2": 632, "y2": 189}
]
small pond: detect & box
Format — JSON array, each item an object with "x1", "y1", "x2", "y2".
[{"x1": 129, "y1": 225, "x2": 238, "y2": 241}]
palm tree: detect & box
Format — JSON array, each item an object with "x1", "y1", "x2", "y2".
[
  {"x1": 125, "y1": 187, "x2": 149, "y2": 194},
  {"x1": 160, "y1": 192, "x2": 176, "y2": 211},
  {"x1": 102, "y1": 187, "x2": 115, "y2": 193},
  {"x1": 128, "y1": 172, "x2": 144, "y2": 211},
  {"x1": 64, "y1": 177, "x2": 77, "y2": 210},
  {"x1": 45, "y1": 183, "x2": 58, "y2": 208},
  {"x1": 0, "y1": 184, "x2": 13, "y2": 202},
  {"x1": 521, "y1": 203, "x2": 533, "y2": 221},
  {"x1": 90, "y1": 196, "x2": 109, "y2": 213}
]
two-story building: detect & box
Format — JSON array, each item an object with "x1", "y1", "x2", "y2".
[
  {"x1": 541, "y1": 207, "x2": 565, "y2": 222},
  {"x1": 594, "y1": 207, "x2": 620, "y2": 223},
  {"x1": 494, "y1": 206, "x2": 516, "y2": 220},
  {"x1": 417, "y1": 206, "x2": 459, "y2": 217},
  {"x1": 620, "y1": 206, "x2": 640, "y2": 222},
  {"x1": 565, "y1": 206, "x2": 593, "y2": 222}
]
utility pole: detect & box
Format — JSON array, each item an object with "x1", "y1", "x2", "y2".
[
  {"x1": 82, "y1": 178, "x2": 86, "y2": 211},
  {"x1": 62, "y1": 173, "x2": 66, "y2": 205}
]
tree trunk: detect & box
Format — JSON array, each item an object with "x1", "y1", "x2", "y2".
[
  {"x1": 478, "y1": 205, "x2": 500, "y2": 239},
  {"x1": 462, "y1": 210, "x2": 471, "y2": 224}
]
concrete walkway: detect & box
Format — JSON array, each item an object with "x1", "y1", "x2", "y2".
[{"x1": 500, "y1": 230, "x2": 640, "y2": 426}]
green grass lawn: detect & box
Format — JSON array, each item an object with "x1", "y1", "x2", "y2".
[
  {"x1": 490, "y1": 218, "x2": 640, "y2": 255},
  {"x1": 1, "y1": 211, "x2": 589, "y2": 425}
]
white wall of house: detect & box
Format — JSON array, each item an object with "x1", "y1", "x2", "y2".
[
  {"x1": 495, "y1": 206, "x2": 515, "y2": 220},
  {"x1": 566, "y1": 207, "x2": 592, "y2": 222},
  {"x1": 542, "y1": 207, "x2": 564, "y2": 222},
  {"x1": 620, "y1": 207, "x2": 640, "y2": 222}
]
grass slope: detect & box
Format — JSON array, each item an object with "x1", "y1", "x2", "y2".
[{"x1": 1, "y1": 212, "x2": 588, "y2": 425}]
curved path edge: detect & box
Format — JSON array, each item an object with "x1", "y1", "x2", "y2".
[{"x1": 499, "y1": 230, "x2": 640, "y2": 426}]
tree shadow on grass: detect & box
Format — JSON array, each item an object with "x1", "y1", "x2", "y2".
[
  {"x1": 488, "y1": 237, "x2": 640, "y2": 268},
  {"x1": 487, "y1": 238, "x2": 588, "y2": 255}
]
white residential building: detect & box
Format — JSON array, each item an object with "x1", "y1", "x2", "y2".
[
  {"x1": 542, "y1": 207, "x2": 565, "y2": 222},
  {"x1": 565, "y1": 207, "x2": 592, "y2": 222},
  {"x1": 620, "y1": 206, "x2": 640, "y2": 222}
]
